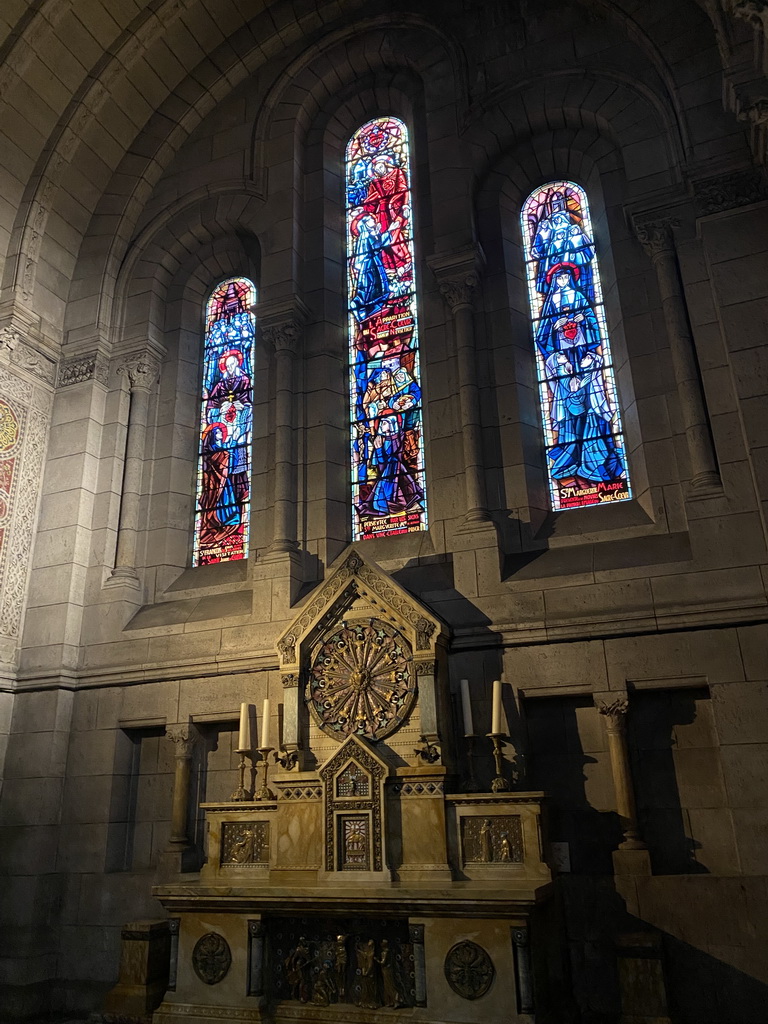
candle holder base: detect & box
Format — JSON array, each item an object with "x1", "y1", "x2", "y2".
[
  {"x1": 230, "y1": 750, "x2": 253, "y2": 802},
  {"x1": 489, "y1": 733, "x2": 511, "y2": 793},
  {"x1": 255, "y1": 747, "x2": 276, "y2": 801}
]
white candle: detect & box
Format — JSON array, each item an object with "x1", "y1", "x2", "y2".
[
  {"x1": 459, "y1": 679, "x2": 474, "y2": 736},
  {"x1": 491, "y1": 679, "x2": 503, "y2": 735},
  {"x1": 261, "y1": 698, "x2": 271, "y2": 749},
  {"x1": 237, "y1": 702, "x2": 249, "y2": 750}
]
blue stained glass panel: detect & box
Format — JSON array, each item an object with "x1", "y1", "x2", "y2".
[
  {"x1": 346, "y1": 116, "x2": 427, "y2": 540},
  {"x1": 192, "y1": 277, "x2": 256, "y2": 566},
  {"x1": 521, "y1": 181, "x2": 631, "y2": 510}
]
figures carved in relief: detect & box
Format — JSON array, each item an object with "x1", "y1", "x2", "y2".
[
  {"x1": 272, "y1": 920, "x2": 414, "y2": 1009},
  {"x1": 462, "y1": 815, "x2": 524, "y2": 864}
]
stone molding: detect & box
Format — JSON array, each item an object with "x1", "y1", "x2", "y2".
[
  {"x1": 58, "y1": 353, "x2": 110, "y2": 388},
  {"x1": 724, "y1": 0, "x2": 768, "y2": 30},
  {"x1": 0, "y1": 326, "x2": 21, "y2": 354},
  {"x1": 693, "y1": 168, "x2": 768, "y2": 214}
]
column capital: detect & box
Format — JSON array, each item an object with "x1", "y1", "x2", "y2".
[
  {"x1": 595, "y1": 694, "x2": 629, "y2": 733},
  {"x1": 166, "y1": 723, "x2": 198, "y2": 759},
  {"x1": 261, "y1": 319, "x2": 303, "y2": 354},
  {"x1": 724, "y1": 0, "x2": 768, "y2": 31},
  {"x1": 257, "y1": 297, "x2": 311, "y2": 354},
  {"x1": 117, "y1": 351, "x2": 161, "y2": 392},
  {"x1": 632, "y1": 215, "x2": 680, "y2": 262},
  {"x1": 427, "y1": 245, "x2": 485, "y2": 313},
  {"x1": 0, "y1": 325, "x2": 22, "y2": 354}
]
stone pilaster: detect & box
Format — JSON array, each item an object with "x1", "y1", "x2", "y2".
[
  {"x1": 633, "y1": 215, "x2": 721, "y2": 495},
  {"x1": 106, "y1": 350, "x2": 161, "y2": 588},
  {"x1": 428, "y1": 246, "x2": 491, "y2": 527},
  {"x1": 259, "y1": 299, "x2": 310, "y2": 555}
]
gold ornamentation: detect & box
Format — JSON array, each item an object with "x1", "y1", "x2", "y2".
[
  {"x1": 0, "y1": 400, "x2": 19, "y2": 454},
  {"x1": 461, "y1": 815, "x2": 523, "y2": 863},
  {"x1": 339, "y1": 814, "x2": 370, "y2": 870},
  {"x1": 307, "y1": 618, "x2": 414, "y2": 741},
  {"x1": 220, "y1": 821, "x2": 270, "y2": 864}
]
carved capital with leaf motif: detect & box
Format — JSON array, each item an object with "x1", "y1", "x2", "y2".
[{"x1": 118, "y1": 352, "x2": 161, "y2": 392}]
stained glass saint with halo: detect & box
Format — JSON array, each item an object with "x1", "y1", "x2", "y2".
[
  {"x1": 521, "y1": 181, "x2": 631, "y2": 510},
  {"x1": 192, "y1": 276, "x2": 256, "y2": 566},
  {"x1": 345, "y1": 115, "x2": 427, "y2": 541}
]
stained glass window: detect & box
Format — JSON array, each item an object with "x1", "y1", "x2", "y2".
[
  {"x1": 345, "y1": 116, "x2": 427, "y2": 540},
  {"x1": 192, "y1": 277, "x2": 256, "y2": 566},
  {"x1": 521, "y1": 181, "x2": 631, "y2": 510}
]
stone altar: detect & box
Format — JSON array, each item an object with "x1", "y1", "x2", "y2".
[{"x1": 151, "y1": 552, "x2": 552, "y2": 1023}]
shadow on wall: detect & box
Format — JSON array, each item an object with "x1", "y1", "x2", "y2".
[{"x1": 526, "y1": 694, "x2": 768, "y2": 1024}]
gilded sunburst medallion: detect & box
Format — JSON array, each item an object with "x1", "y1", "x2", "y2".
[{"x1": 307, "y1": 618, "x2": 414, "y2": 741}]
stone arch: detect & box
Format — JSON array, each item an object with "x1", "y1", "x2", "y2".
[{"x1": 472, "y1": 111, "x2": 668, "y2": 544}]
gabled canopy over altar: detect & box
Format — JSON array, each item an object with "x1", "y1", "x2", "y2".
[{"x1": 111, "y1": 550, "x2": 554, "y2": 1023}]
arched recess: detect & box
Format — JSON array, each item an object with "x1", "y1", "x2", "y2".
[
  {"x1": 101, "y1": 193, "x2": 264, "y2": 596},
  {"x1": 473, "y1": 110, "x2": 667, "y2": 546},
  {"x1": 253, "y1": 18, "x2": 466, "y2": 569}
]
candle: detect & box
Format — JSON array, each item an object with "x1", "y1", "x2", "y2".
[
  {"x1": 237, "y1": 702, "x2": 249, "y2": 751},
  {"x1": 491, "y1": 679, "x2": 503, "y2": 735},
  {"x1": 261, "y1": 698, "x2": 271, "y2": 749},
  {"x1": 459, "y1": 679, "x2": 473, "y2": 736}
]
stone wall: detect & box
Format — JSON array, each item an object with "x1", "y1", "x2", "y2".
[{"x1": 0, "y1": 0, "x2": 767, "y2": 1020}]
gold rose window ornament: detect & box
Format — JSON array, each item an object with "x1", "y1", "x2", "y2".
[{"x1": 307, "y1": 619, "x2": 414, "y2": 741}]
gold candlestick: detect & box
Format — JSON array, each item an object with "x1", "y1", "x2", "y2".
[
  {"x1": 255, "y1": 746, "x2": 276, "y2": 801},
  {"x1": 230, "y1": 748, "x2": 253, "y2": 801},
  {"x1": 489, "y1": 733, "x2": 510, "y2": 792}
]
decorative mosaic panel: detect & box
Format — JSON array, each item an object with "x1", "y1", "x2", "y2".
[
  {"x1": 220, "y1": 821, "x2": 270, "y2": 864},
  {"x1": 336, "y1": 763, "x2": 370, "y2": 798},
  {"x1": 461, "y1": 815, "x2": 523, "y2": 864}
]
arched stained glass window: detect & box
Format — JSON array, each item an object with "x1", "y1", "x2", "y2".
[
  {"x1": 345, "y1": 116, "x2": 427, "y2": 540},
  {"x1": 193, "y1": 276, "x2": 256, "y2": 566},
  {"x1": 521, "y1": 181, "x2": 631, "y2": 510}
]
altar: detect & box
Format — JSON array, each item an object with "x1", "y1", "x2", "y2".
[{"x1": 142, "y1": 552, "x2": 554, "y2": 1022}]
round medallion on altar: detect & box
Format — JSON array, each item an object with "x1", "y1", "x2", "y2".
[{"x1": 306, "y1": 618, "x2": 414, "y2": 741}]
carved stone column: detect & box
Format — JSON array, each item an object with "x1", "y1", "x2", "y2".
[
  {"x1": 258, "y1": 300, "x2": 310, "y2": 555},
  {"x1": 106, "y1": 352, "x2": 161, "y2": 586},
  {"x1": 634, "y1": 217, "x2": 721, "y2": 493},
  {"x1": 595, "y1": 696, "x2": 646, "y2": 851},
  {"x1": 166, "y1": 724, "x2": 197, "y2": 848},
  {"x1": 428, "y1": 247, "x2": 491, "y2": 526}
]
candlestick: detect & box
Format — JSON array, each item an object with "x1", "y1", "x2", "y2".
[
  {"x1": 460, "y1": 678, "x2": 473, "y2": 736},
  {"x1": 491, "y1": 679, "x2": 503, "y2": 736},
  {"x1": 489, "y1": 733, "x2": 510, "y2": 792},
  {"x1": 261, "y1": 698, "x2": 271, "y2": 750},
  {"x1": 255, "y1": 747, "x2": 276, "y2": 801},
  {"x1": 229, "y1": 748, "x2": 252, "y2": 801},
  {"x1": 237, "y1": 702, "x2": 250, "y2": 751}
]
